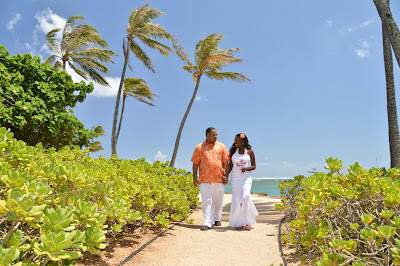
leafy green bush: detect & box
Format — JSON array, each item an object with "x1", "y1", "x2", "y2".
[
  {"x1": 0, "y1": 127, "x2": 199, "y2": 265},
  {"x1": 276, "y1": 157, "x2": 400, "y2": 265},
  {"x1": 0, "y1": 44, "x2": 102, "y2": 150}
]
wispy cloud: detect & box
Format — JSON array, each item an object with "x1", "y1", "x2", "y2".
[
  {"x1": 325, "y1": 19, "x2": 333, "y2": 27},
  {"x1": 7, "y1": 13, "x2": 22, "y2": 31},
  {"x1": 34, "y1": 8, "x2": 66, "y2": 35},
  {"x1": 344, "y1": 19, "x2": 373, "y2": 33},
  {"x1": 154, "y1": 151, "x2": 167, "y2": 162},
  {"x1": 195, "y1": 95, "x2": 208, "y2": 102},
  {"x1": 355, "y1": 41, "x2": 370, "y2": 58},
  {"x1": 282, "y1": 161, "x2": 295, "y2": 167}
]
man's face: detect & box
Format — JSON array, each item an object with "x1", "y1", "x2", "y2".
[{"x1": 206, "y1": 129, "x2": 217, "y2": 144}]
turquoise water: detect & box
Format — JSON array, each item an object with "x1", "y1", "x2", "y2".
[{"x1": 224, "y1": 177, "x2": 292, "y2": 196}]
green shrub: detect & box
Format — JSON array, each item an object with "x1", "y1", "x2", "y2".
[
  {"x1": 277, "y1": 157, "x2": 400, "y2": 265},
  {"x1": 0, "y1": 127, "x2": 199, "y2": 265}
]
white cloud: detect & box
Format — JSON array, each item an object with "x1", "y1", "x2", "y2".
[
  {"x1": 34, "y1": 8, "x2": 66, "y2": 34},
  {"x1": 195, "y1": 95, "x2": 208, "y2": 102},
  {"x1": 7, "y1": 13, "x2": 22, "y2": 31},
  {"x1": 325, "y1": 20, "x2": 333, "y2": 27},
  {"x1": 355, "y1": 41, "x2": 370, "y2": 58},
  {"x1": 346, "y1": 19, "x2": 373, "y2": 32},
  {"x1": 282, "y1": 161, "x2": 295, "y2": 167},
  {"x1": 154, "y1": 151, "x2": 167, "y2": 162}
]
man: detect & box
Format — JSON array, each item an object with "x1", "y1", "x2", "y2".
[{"x1": 191, "y1": 127, "x2": 229, "y2": 231}]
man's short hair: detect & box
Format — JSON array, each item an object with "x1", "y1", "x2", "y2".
[{"x1": 206, "y1": 127, "x2": 216, "y2": 136}]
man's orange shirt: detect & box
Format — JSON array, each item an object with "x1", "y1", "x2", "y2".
[{"x1": 191, "y1": 141, "x2": 229, "y2": 184}]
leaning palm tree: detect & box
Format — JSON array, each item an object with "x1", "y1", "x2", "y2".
[
  {"x1": 116, "y1": 78, "x2": 158, "y2": 142},
  {"x1": 111, "y1": 2, "x2": 172, "y2": 155},
  {"x1": 44, "y1": 15, "x2": 116, "y2": 86},
  {"x1": 169, "y1": 33, "x2": 250, "y2": 168},
  {"x1": 373, "y1": 0, "x2": 400, "y2": 167}
]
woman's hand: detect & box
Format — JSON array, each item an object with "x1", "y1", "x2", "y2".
[{"x1": 241, "y1": 167, "x2": 247, "y2": 173}]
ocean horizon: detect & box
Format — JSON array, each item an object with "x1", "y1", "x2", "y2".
[{"x1": 224, "y1": 177, "x2": 293, "y2": 196}]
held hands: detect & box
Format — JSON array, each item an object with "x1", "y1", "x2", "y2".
[
  {"x1": 193, "y1": 176, "x2": 199, "y2": 187},
  {"x1": 222, "y1": 177, "x2": 228, "y2": 185}
]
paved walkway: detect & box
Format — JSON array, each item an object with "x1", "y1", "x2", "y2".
[{"x1": 128, "y1": 194, "x2": 284, "y2": 266}]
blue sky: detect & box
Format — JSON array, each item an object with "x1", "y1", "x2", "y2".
[{"x1": 2, "y1": 0, "x2": 400, "y2": 177}]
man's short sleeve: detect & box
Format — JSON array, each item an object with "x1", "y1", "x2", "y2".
[
  {"x1": 191, "y1": 145, "x2": 201, "y2": 165},
  {"x1": 221, "y1": 144, "x2": 229, "y2": 163}
]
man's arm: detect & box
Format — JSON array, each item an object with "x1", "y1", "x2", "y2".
[{"x1": 192, "y1": 163, "x2": 199, "y2": 187}]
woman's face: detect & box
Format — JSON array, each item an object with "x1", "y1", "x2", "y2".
[{"x1": 234, "y1": 136, "x2": 244, "y2": 148}]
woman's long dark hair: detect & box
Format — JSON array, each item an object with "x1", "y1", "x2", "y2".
[{"x1": 229, "y1": 133, "x2": 252, "y2": 157}]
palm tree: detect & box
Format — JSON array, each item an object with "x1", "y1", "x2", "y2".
[
  {"x1": 169, "y1": 33, "x2": 250, "y2": 168},
  {"x1": 116, "y1": 78, "x2": 158, "y2": 142},
  {"x1": 373, "y1": 0, "x2": 400, "y2": 67},
  {"x1": 111, "y1": 3, "x2": 172, "y2": 155},
  {"x1": 44, "y1": 15, "x2": 116, "y2": 86},
  {"x1": 374, "y1": 0, "x2": 400, "y2": 167}
]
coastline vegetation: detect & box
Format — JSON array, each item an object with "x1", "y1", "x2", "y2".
[
  {"x1": 0, "y1": 127, "x2": 198, "y2": 265},
  {"x1": 277, "y1": 157, "x2": 400, "y2": 265}
]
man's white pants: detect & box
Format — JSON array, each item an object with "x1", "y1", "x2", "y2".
[{"x1": 199, "y1": 183, "x2": 224, "y2": 228}]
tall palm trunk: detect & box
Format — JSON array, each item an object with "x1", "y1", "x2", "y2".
[
  {"x1": 374, "y1": 0, "x2": 400, "y2": 68},
  {"x1": 382, "y1": 0, "x2": 400, "y2": 167},
  {"x1": 170, "y1": 77, "x2": 201, "y2": 168},
  {"x1": 112, "y1": 39, "x2": 131, "y2": 155},
  {"x1": 116, "y1": 95, "x2": 127, "y2": 142}
]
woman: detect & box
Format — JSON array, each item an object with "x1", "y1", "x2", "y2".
[{"x1": 226, "y1": 133, "x2": 258, "y2": 230}]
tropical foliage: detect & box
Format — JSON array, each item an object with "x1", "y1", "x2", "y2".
[
  {"x1": 277, "y1": 157, "x2": 400, "y2": 265},
  {"x1": 116, "y1": 78, "x2": 158, "y2": 141},
  {"x1": 0, "y1": 126, "x2": 199, "y2": 265},
  {"x1": 169, "y1": 33, "x2": 250, "y2": 167},
  {"x1": 111, "y1": 2, "x2": 172, "y2": 155},
  {"x1": 0, "y1": 44, "x2": 101, "y2": 150},
  {"x1": 44, "y1": 15, "x2": 116, "y2": 86}
]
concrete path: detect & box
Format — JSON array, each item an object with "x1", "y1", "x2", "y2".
[{"x1": 128, "y1": 194, "x2": 284, "y2": 266}]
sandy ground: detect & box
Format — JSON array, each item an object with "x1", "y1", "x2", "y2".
[{"x1": 126, "y1": 194, "x2": 285, "y2": 266}]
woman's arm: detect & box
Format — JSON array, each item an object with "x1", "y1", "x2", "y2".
[{"x1": 242, "y1": 149, "x2": 256, "y2": 172}]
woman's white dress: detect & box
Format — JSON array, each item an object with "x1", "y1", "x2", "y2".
[{"x1": 229, "y1": 149, "x2": 259, "y2": 227}]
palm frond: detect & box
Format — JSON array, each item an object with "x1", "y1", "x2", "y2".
[
  {"x1": 172, "y1": 36, "x2": 194, "y2": 67},
  {"x1": 123, "y1": 77, "x2": 158, "y2": 106},
  {"x1": 78, "y1": 63, "x2": 109, "y2": 86},
  {"x1": 72, "y1": 57, "x2": 109, "y2": 73},
  {"x1": 201, "y1": 54, "x2": 243, "y2": 72},
  {"x1": 127, "y1": 2, "x2": 151, "y2": 37},
  {"x1": 43, "y1": 54, "x2": 59, "y2": 66},
  {"x1": 203, "y1": 71, "x2": 250, "y2": 82},
  {"x1": 129, "y1": 39, "x2": 155, "y2": 72},
  {"x1": 195, "y1": 32, "x2": 224, "y2": 67},
  {"x1": 46, "y1": 29, "x2": 61, "y2": 53},
  {"x1": 68, "y1": 62, "x2": 89, "y2": 80},
  {"x1": 138, "y1": 35, "x2": 171, "y2": 56},
  {"x1": 183, "y1": 65, "x2": 197, "y2": 74},
  {"x1": 139, "y1": 23, "x2": 172, "y2": 40},
  {"x1": 70, "y1": 48, "x2": 116, "y2": 63},
  {"x1": 54, "y1": 60, "x2": 63, "y2": 71}
]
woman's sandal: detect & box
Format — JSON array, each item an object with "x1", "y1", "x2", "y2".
[
  {"x1": 235, "y1": 226, "x2": 244, "y2": 230},
  {"x1": 245, "y1": 225, "x2": 252, "y2": 231}
]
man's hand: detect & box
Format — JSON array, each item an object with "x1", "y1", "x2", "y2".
[{"x1": 193, "y1": 176, "x2": 199, "y2": 187}]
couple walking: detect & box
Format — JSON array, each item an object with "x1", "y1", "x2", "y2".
[{"x1": 191, "y1": 127, "x2": 259, "y2": 231}]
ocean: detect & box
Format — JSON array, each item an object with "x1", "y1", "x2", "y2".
[{"x1": 224, "y1": 177, "x2": 292, "y2": 196}]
